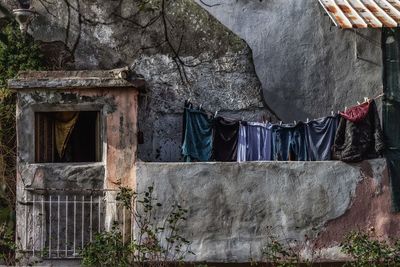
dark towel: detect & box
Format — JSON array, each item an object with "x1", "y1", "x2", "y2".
[{"x1": 213, "y1": 117, "x2": 239, "y2": 162}]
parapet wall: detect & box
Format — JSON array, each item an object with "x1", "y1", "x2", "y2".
[{"x1": 137, "y1": 159, "x2": 400, "y2": 262}]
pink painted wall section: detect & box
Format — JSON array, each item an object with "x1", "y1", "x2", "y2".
[
  {"x1": 316, "y1": 161, "x2": 400, "y2": 248},
  {"x1": 104, "y1": 89, "x2": 138, "y2": 189},
  {"x1": 70, "y1": 88, "x2": 139, "y2": 190}
]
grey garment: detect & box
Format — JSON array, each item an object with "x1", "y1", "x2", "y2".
[
  {"x1": 237, "y1": 122, "x2": 273, "y2": 162},
  {"x1": 305, "y1": 116, "x2": 339, "y2": 161}
]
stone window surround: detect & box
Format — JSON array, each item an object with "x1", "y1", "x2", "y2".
[{"x1": 26, "y1": 102, "x2": 107, "y2": 166}]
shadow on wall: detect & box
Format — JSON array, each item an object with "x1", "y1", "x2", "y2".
[{"x1": 197, "y1": 0, "x2": 383, "y2": 122}]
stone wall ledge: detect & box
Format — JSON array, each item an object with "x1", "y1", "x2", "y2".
[
  {"x1": 19, "y1": 162, "x2": 105, "y2": 190},
  {"x1": 137, "y1": 158, "x2": 386, "y2": 168}
]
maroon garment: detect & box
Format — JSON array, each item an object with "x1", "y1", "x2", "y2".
[{"x1": 340, "y1": 101, "x2": 370, "y2": 123}]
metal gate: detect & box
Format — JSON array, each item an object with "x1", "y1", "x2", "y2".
[{"x1": 20, "y1": 188, "x2": 129, "y2": 259}]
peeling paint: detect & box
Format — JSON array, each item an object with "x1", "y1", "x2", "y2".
[{"x1": 316, "y1": 162, "x2": 400, "y2": 249}]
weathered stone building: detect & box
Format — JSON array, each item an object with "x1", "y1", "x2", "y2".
[
  {"x1": 4, "y1": 0, "x2": 400, "y2": 265},
  {"x1": 10, "y1": 70, "x2": 143, "y2": 263}
]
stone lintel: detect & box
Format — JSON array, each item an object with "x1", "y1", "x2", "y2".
[{"x1": 7, "y1": 69, "x2": 146, "y2": 90}]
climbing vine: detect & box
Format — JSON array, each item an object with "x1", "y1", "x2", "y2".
[{"x1": 0, "y1": 19, "x2": 44, "y2": 222}]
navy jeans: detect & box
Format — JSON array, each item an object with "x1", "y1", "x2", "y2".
[{"x1": 272, "y1": 123, "x2": 309, "y2": 161}]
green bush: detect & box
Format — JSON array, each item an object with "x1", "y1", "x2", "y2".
[
  {"x1": 81, "y1": 224, "x2": 131, "y2": 267},
  {"x1": 81, "y1": 186, "x2": 194, "y2": 267},
  {"x1": 341, "y1": 231, "x2": 400, "y2": 267},
  {"x1": 0, "y1": 22, "x2": 43, "y2": 87}
]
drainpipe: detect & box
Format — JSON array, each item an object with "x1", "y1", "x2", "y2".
[{"x1": 381, "y1": 28, "x2": 400, "y2": 213}]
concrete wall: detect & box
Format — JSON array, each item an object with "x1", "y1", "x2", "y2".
[
  {"x1": 197, "y1": 0, "x2": 383, "y2": 121},
  {"x1": 137, "y1": 159, "x2": 400, "y2": 262}
]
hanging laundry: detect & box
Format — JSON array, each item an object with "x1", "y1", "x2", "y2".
[
  {"x1": 237, "y1": 122, "x2": 273, "y2": 162},
  {"x1": 305, "y1": 116, "x2": 339, "y2": 161},
  {"x1": 272, "y1": 122, "x2": 309, "y2": 161},
  {"x1": 182, "y1": 100, "x2": 192, "y2": 145},
  {"x1": 333, "y1": 100, "x2": 385, "y2": 162},
  {"x1": 182, "y1": 103, "x2": 213, "y2": 162},
  {"x1": 213, "y1": 117, "x2": 240, "y2": 162}
]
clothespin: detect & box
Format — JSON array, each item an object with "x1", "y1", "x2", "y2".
[
  {"x1": 331, "y1": 111, "x2": 334, "y2": 116},
  {"x1": 294, "y1": 120, "x2": 297, "y2": 125},
  {"x1": 280, "y1": 121, "x2": 283, "y2": 125},
  {"x1": 199, "y1": 104, "x2": 203, "y2": 110},
  {"x1": 345, "y1": 106, "x2": 348, "y2": 112},
  {"x1": 357, "y1": 101, "x2": 361, "y2": 105},
  {"x1": 364, "y1": 97, "x2": 369, "y2": 102},
  {"x1": 306, "y1": 118, "x2": 310, "y2": 123},
  {"x1": 215, "y1": 110, "x2": 219, "y2": 117}
]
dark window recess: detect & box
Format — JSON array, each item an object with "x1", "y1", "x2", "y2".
[{"x1": 35, "y1": 111, "x2": 101, "y2": 163}]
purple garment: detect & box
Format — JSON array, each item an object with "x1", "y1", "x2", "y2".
[{"x1": 237, "y1": 122, "x2": 273, "y2": 162}]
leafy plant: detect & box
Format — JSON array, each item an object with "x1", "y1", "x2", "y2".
[
  {"x1": 0, "y1": 23, "x2": 44, "y2": 87},
  {"x1": 81, "y1": 186, "x2": 194, "y2": 267},
  {"x1": 341, "y1": 231, "x2": 400, "y2": 267},
  {"x1": 0, "y1": 222, "x2": 16, "y2": 266},
  {"x1": 80, "y1": 224, "x2": 131, "y2": 267},
  {"x1": 262, "y1": 239, "x2": 299, "y2": 267},
  {"x1": 257, "y1": 225, "x2": 320, "y2": 267}
]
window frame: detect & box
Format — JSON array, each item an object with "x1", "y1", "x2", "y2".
[{"x1": 31, "y1": 103, "x2": 106, "y2": 165}]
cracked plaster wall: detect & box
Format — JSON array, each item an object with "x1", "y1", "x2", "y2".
[{"x1": 137, "y1": 159, "x2": 396, "y2": 262}]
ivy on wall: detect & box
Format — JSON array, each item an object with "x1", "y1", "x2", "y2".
[
  {"x1": 0, "y1": 20, "x2": 44, "y2": 225},
  {"x1": 0, "y1": 23, "x2": 43, "y2": 87}
]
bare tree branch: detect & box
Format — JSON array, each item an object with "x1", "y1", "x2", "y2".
[
  {"x1": 198, "y1": 0, "x2": 221, "y2": 7},
  {"x1": 70, "y1": 0, "x2": 82, "y2": 55}
]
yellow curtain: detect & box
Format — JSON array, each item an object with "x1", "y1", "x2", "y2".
[{"x1": 53, "y1": 112, "x2": 79, "y2": 159}]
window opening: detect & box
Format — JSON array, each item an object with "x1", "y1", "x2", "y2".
[{"x1": 35, "y1": 111, "x2": 101, "y2": 163}]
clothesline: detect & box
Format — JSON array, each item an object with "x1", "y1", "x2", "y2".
[
  {"x1": 139, "y1": 91, "x2": 385, "y2": 124},
  {"x1": 183, "y1": 98, "x2": 385, "y2": 163}
]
